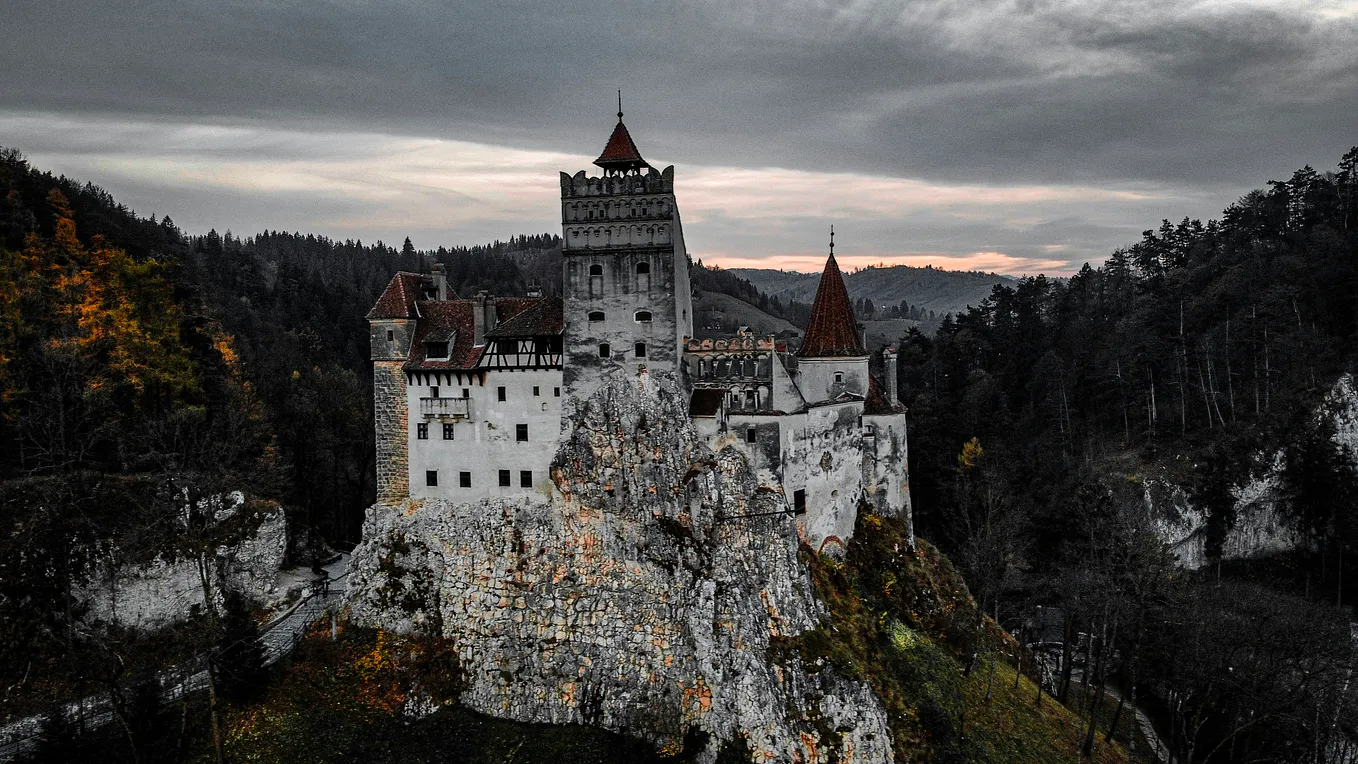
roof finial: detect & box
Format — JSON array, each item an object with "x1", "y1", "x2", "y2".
[
  {"x1": 617, "y1": 90, "x2": 623, "y2": 121},
  {"x1": 830, "y1": 224, "x2": 835, "y2": 257}
]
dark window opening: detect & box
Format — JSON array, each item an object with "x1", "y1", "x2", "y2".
[
  {"x1": 553, "y1": 387, "x2": 561, "y2": 397},
  {"x1": 462, "y1": 388, "x2": 470, "y2": 398},
  {"x1": 459, "y1": 471, "x2": 471, "y2": 488},
  {"x1": 746, "y1": 427, "x2": 757, "y2": 443},
  {"x1": 497, "y1": 386, "x2": 507, "y2": 402},
  {"x1": 516, "y1": 424, "x2": 529, "y2": 442},
  {"x1": 426, "y1": 342, "x2": 449, "y2": 359},
  {"x1": 589, "y1": 264, "x2": 603, "y2": 276},
  {"x1": 635, "y1": 310, "x2": 652, "y2": 322},
  {"x1": 520, "y1": 470, "x2": 533, "y2": 488},
  {"x1": 636, "y1": 262, "x2": 650, "y2": 274},
  {"x1": 599, "y1": 343, "x2": 611, "y2": 358},
  {"x1": 635, "y1": 342, "x2": 647, "y2": 358},
  {"x1": 533, "y1": 386, "x2": 540, "y2": 396},
  {"x1": 834, "y1": 372, "x2": 844, "y2": 383},
  {"x1": 499, "y1": 469, "x2": 511, "y2": 487},
  {"x1": 588, "y1": 311, "x2": 605, "y2": 322},
  {"x1": 426, "y1": 470, "x2": 438, "y2": 487},
  {"x1": 794, "y1": 490, "x2": 806, "y2": 515},
  {"x1": 386, "y1": 329, "x2": 394, "y2": 342},
  {"x1": 442, "y1": 422, "x2": 455, "y2": 440},
  {"x1": 416, "y1": 423, "x2": 428, "y2": 440},
  {"x1": 430, "y1": 386, "x2": 439, "y2": 399}
]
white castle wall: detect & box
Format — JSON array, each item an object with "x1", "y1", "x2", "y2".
[
  {"x1": 794, "y1": 357, "x2": 869, "y2": 405},
  {"x1": 406, "y1": 369, "x2": 564, "y2": 501}
]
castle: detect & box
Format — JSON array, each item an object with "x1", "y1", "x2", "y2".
[{"x1": 367, "y1": 112, "x2": 910, "y2": 554}]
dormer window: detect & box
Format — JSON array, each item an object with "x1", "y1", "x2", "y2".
[
  {"x1": 426, "y1": 342, "x2": 449, "y2": 360},
  {"x1": 635, "y1": 310, "x2": 652, "y2": 323},
  {"x1": 588, "y1": 311, "x2": 605, "y2": 322}
]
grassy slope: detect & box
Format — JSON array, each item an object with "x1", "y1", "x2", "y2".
[
  {"x1": 692, "y1": 290, "x2": 800, "y2": 337},
  {"x1": 779, "y1": 512, "x2": 1131, "y2": 763}
]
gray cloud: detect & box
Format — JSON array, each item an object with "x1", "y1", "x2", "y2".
[{"x1": 4, "y1": 0, "x2": 1355, "y2": 186}]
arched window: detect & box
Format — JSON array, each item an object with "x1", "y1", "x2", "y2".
[
  {"x1": 588, "y1": 311, "x2": 605, "y2": 322},
  {"x1": 635, "y1": 310, "x2": 652, "y2": 323},
  {"x1": 589, "y1": 264, "x2": 603, "y2": 276},
  {"x1": 599, "y1": 343, "x2": 611, "y2": 358},
  {"x1": 636, "y1": 262, "x2": 650, "y2": 275}
]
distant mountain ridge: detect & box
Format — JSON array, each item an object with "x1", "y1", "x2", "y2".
[{"x1": 730, "y1": 264, "x2": 1013, "y2": 318}]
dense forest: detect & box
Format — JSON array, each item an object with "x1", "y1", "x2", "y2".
[
  {"x1": 6, "y1": 140, "x2": 1358, "y2": 761},
  {"x1": 898, "y1": 148, "x2": 1358, "y2": 761}
]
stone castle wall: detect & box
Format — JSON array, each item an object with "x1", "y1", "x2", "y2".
[
  {"x1": 348, "y1": 370, "x2": 893, "y2": 762},
  {"x1": 374, "y1": 360, "x2": 409, "y2": 503}
]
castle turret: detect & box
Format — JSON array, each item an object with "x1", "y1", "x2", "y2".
[
  {"x1": 368, "y1": 272, "x2": 426, "y2": 503},
  {"x1": 559, "y1": 107, "x2": 693, "y2": 401},
  {"x1": 794, "y1": 239, "x2": 869, "y2": 403}
]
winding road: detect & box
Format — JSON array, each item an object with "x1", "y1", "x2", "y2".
[{"x1": 0, "y1": 554, "x2": 348, "y2": 762}]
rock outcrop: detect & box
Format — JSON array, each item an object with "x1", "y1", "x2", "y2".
[
  {"x1": 1148, "y1": 373, "x2": 1358, "y2": 569},
  {"x1": 348, "y1": 370, "x2": 893, "y2": 762}
]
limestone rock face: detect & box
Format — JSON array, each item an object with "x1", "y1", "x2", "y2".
[
  {"x1": 1147, "y1": 372, "x2": 1358, "y2": 569},
  {"x1": 348, "y1": 370, "x2": 893, "y2": 762}
]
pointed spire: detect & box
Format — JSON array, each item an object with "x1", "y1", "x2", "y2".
[
  {"x1": 593, "y1": 94, "x2": 650, "y2": 174},
  {"x1": 797, "y1": 238, "x2": 866, "y2": 358}
]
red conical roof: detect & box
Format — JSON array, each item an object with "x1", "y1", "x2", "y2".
[
  {"x1": 797, "y1": 253, "x2": 867, "y2": 357},
  {"x1": 594, "y1": 119, "x2": 650, "y2": 173}
]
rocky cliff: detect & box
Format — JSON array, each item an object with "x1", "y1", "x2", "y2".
[
  {"x1": 1148, "y1": 373, "x2": 1358, "y2": 569},
  {"x1": 347, "y1": 370, "x2": 893, "y2": 762}
]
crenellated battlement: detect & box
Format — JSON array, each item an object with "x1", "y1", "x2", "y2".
[{"x1": 559, "y1": 166, "x2": 674, "y2": 198}]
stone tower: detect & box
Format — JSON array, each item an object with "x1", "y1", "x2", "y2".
[
  {"x1": 367, "y1": 271, "x2": 434, "y2": 503},
  {"x1": 559, "y1": 109, "x2": 693, "y2": 401}
]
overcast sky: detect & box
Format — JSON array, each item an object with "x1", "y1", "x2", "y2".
[{"x1": 3, "y1": 0, "x2": 1356, "y2": 275}]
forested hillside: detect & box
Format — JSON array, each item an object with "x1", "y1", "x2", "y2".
[
  {"x1": 899, "y1": 148, "x2": 1358, "y2": 762},
  {"x1": 732, "y1": 262, "x2": 1010, "y2": 319}
]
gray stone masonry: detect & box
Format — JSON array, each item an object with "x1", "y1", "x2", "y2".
[
  {"x1": 374, "y1": 361, "x2": 409, "y2": 503},
  {"x1": 348, "y1": 369, "x2": 893, "y2": 763}
]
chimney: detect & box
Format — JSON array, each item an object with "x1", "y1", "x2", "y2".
[
  {"x1": 473, "y1": 291, "x2": 496, "y2": 346},
  {"x1": 883, "y1": 346, "x2": 898, "y2": 405},
  {"x1": 431, "y1": 263, "x2": 449, "y2": 301}
]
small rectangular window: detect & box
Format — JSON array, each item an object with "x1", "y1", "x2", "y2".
[
  {"x1": 533, "y1": 386, "x2": 540, "y2": 396},
  {"x1": 554, "y1": 387, "x2": 561, "y2": 397},
  {"x1": 746, "y1": 427, "x2": 757, "y2": 443},
  {"x1": 499, "y1": 469, "x2": 511, "y2": 487},
  {"x1": 520, "y1": 470, "x2": 532, "y2": 488},
  {"x1": 386, "y1": 329, "x2": 394, "y2": 342},
  {"x1": 634, "y1": 342, "x2": 647, "y2": 358},
  {"x1": 459, "y1": 471, "x2": 471, "y2": 488},
  {"x1": 426, "y1": 470, "x2": 438, "y2": 487},
  {"x1": 497, "y1": 386, "x2": 507, "y2": 402},
  {"x1": 417, "y1": 423, "x2": 428, "y2": 440},
  {"x1": 430, "y1": 386, "x2": 439, "y2": 399},
  {"x1": 516, "y1": 424, "x2": 529, "y2": 442},
  {"x1": 794, "y1": 489, "x2": 806, "y2": 515},
  {"x1": 462, "y1": 388, "x2": 470, "y2": 398},
  {"x1": 599, "y1": 343, "x2": 611, "y2": 358},
  {"x1": 442, "y1": 422, "x2": 455, "y2": 440}
]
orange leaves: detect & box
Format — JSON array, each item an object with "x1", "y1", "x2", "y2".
[{"x1": 957, "y1": 436, "x2": 984, "y2": 473}]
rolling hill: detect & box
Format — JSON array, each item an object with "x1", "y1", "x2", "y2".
[{"x1": 730, "y1": 264, "x2": 1012, "y2": 318}]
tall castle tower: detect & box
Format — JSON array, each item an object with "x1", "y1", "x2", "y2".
[{"x1": 559, "y1": 106, "x2": 693, "y2": 400}]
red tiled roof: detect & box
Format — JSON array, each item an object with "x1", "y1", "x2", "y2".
[
  {"x1": 797, "y1": 254, "x2": 866, "y2": 357},
  {"x1": 405, "y1": 297, "x2": 558, "y2": 371},
  {"x1": 863, "y1": 375, "x2": 905, "y2": 415},
  {"x1": 594, "y1": 120, "x2": 650, "y2": 172},
  {"x1": 486, "y1": 297, "x2": 564, "y2": 338},
  {"x1": 367, "y1": 272, "x2": 425, "y2": 320}
]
